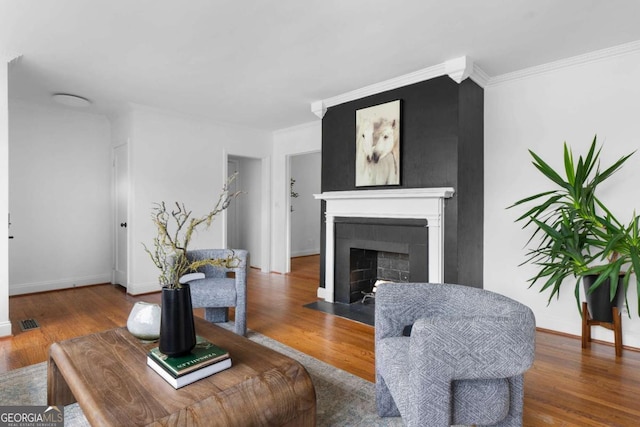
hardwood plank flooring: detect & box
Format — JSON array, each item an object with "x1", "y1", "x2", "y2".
[{"x1": 2, "y1": 254, "x2": 640, "y2": 425}]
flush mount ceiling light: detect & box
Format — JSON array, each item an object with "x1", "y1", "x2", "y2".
[{"x1": 52, "y1": 93, "x2": 92, "y2": 107}]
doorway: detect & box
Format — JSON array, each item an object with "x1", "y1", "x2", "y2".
[
  {"x1": 227, "y1": 155, "x2": 262, "y2": 268},
  {"x1": 288, "y1": 152, "x2": 321, "y2": 272}
]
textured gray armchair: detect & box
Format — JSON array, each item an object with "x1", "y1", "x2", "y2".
[
  {"x1": 185, "y1": 249, "x2": 248, "y2": 336},
  {"x1": 375, "y1": 282, "x2": 536, "y2": 427}
]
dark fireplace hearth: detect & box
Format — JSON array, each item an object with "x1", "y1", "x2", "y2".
[{"x1": 334, "y1": 217, "x2": 428, "y2": 304}]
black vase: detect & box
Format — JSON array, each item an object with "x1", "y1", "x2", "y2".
[
  {"x1": 159, "y1": 284, "x2": 196, "y2": 357},
  {"x1": 583, "y1": 274, "x2": 624, "y2": 323}
]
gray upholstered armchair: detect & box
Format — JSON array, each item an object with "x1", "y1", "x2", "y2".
[
  {"x1": 375, "y1": 282, "x2": 536, "y2": 427},
  {"x1": 185, "y1": 249, "x2": 248, "y2": 336}
]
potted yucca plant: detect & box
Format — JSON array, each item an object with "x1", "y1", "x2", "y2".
[{"x1": 509, "y1": 136, "x2": 640, "y2": 321}]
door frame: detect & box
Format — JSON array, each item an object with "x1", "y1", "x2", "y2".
[
  {"x1": 222, "y1": 150, "x2": 271, "y2": 272},
  {"x1": 285, "y1": 150, "x2": 321, "y2": 273}
]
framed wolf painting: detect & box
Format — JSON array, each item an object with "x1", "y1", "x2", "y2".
[{"x1": 355, "y1": 100, "x2": 401, "y2": 187}]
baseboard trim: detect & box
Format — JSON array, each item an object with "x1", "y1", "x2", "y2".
[
  {"x1": 317, "y1": 286, "x2": 329, "y2": 301},
  {"x1": 536, "y1": 326, "x2": 640, "y2": 353},
  {"x1": 9, "y1": 274, "x2": 112, "y2": 296},
  {"x1": 291, "y1": 249, "x2": 320, "y2": 258},
  {"x1": 126, "y1": 282, "x2": 161, "y2": 296},
  {"x1": 0, "y1": 320, "x2": 12, "y2": 338}
]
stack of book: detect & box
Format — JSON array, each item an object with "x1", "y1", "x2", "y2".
[{"x1": 147, "y1": 336, "x2": 232, "y2": 389}]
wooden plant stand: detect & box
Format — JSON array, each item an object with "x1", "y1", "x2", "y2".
[{"x1": 581, "y1": 301, "x2": 622, "y2": 357}]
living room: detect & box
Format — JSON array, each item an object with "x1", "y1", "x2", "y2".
[{"x1": 2, "y1": 1, "x2": 640, "y2": 425}]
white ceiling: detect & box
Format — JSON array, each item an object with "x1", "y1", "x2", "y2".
[{"x1": 2, "y1": 0, "x2": 640, "y2": 131}]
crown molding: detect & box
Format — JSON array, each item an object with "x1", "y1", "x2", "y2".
[
  {"x1": 488, "y1": 39, "x2": 640, "y2": 86},
  {"x1": 469, "y1": 63, "x2": 491, "y2": 87},
  {"x1": 445, "y1": 56, "x2": 473, "y2": 83},
  {"x1": 1, "y1": 51, "x2": 22, "y2": 65},
  {"x1": 309, "y1": 40, "x2": 640, "y2": 117},
  {"x1": 310, "y1": 100, "x2": 327, "y2": 119},
  {"x1": 310, "y1": 55, "x2": 487, "y2": 117}
]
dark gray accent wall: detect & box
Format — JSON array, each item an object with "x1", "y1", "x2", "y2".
[{"x1": 320, "y1": 75, "x2": 484, "y2": 290}]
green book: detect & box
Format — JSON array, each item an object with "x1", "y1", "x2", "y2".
[{"x1": 148, "y1": 336, "x2": 230, "y2": 377}]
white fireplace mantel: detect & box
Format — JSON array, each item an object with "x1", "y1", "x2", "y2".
[{"x1": 314, "y1": 188, "x2": 455, "y2": 303}]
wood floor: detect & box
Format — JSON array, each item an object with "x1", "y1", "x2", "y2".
[{"x1": 2, "y1": 255, "x2": 640, "y2": 426}]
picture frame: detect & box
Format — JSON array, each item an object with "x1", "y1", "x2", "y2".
[{"x1": 355, "y1": 100, "x2": 401, "y2": 187}]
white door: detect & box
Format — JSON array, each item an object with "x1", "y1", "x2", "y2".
[{"x1": 114, "y1": 144, "x2": 129, "y2": 287}]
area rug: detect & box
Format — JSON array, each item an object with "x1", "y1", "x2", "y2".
[{"x1": 0, "y1": 325, "x2": 403, "y2": 426}]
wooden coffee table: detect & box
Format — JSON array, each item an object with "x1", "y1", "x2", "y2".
[{"x1": 47, "y1": 317, "x2": 316, "y2": 426}]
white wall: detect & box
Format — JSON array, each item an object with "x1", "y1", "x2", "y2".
[
  {"x1": 127, "y1": 106, "x2": 271, "y2": 294},
  {"x1": 485, "y1": 48, "x2": 640, "y2": 347},
  {"x1": 290, "y1": 152, "x2": 321, "y2": 257},
  {"x1": 8, "y1": 100, "x2": 113, "y2": 295},
  {"x1": 0, "y1": 55, "x2": 11, "y2": 336},
  {"x1": 110, "y1": 108, "x2": 133, "y2": 147},
  {"x1": 271, "y1": 121, "x2": 321, "y2": 273}
]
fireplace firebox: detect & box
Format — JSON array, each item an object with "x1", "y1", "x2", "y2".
[
  {"x1": 335, "y1": 217, "x2": 428, "y2": 303},
  {"x1": 350, "y1": 249, "x2": 411, "y2": 296}
]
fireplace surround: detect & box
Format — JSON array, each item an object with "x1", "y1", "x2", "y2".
[{"x1": 315, "y1": 188, "x2": 454, "y2": 303}]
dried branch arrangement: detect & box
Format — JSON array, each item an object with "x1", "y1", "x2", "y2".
[{"x1": 144, "y1": 173, "x2": 241, "y2": 288}]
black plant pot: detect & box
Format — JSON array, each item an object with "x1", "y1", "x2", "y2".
[
  {"x1": 159, "y1": 284, "x2": 196, "y2": 357},
  {"x1": 583, "y1": 274, "x2": 624, "y2": 323}
]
